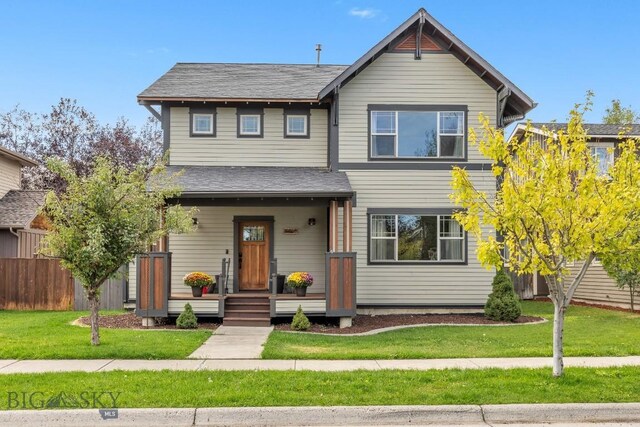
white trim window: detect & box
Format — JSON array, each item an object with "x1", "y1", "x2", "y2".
[
  {"x1": 371, "y1": 110, "x2": 465, "y2": 158},
  {"x1": 192, "y1": 113, "x2": 214, "y2": 135},
  {"x1": 589, "y1": 143, "x2": 614, "y2": 176},
  {"x1": 286, "y1": 114, "x2": 308, "y2": 137},
  {"x1": 370, "y1": 214, "x2": 465, "y2": 262},
  {"x1": 240, "y1": 114, "x2": 261, "y2": 136}
]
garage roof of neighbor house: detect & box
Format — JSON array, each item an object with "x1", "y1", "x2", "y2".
[{"x1": 0, "y1": 190, "x2": 48, "y2": 229}]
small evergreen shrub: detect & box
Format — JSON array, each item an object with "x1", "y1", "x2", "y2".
[
  {"x1": 291, "y1": 305, "x2": 311, "y2": 331},
  {"x1": 176, "y1": 303, "x2": 198, "y2": 329},
  {"x1": 484, "y1": 270, "x2": 522, "y2": 322}
]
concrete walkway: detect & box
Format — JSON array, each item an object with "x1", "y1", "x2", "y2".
[
  {"x1": 0, "y1": 356, "x2": 639, "y2": 374},
  {"x1": 187, "y1": 325, "x2": 273, "y2": 359},
  {"x1": 1, "y1": 403, "x2": 639, "y2": 426}
]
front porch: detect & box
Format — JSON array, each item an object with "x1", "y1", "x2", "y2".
[{"x1": 135, "y1": 166, "x2": 357, "y2": 326}]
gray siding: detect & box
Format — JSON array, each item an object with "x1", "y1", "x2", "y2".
[
  {"x1": 169, "y1": 107, "x2": 328, "y2": 167},
  {"x1": 0, "y1": 230, "x2": 18, "y2": 257},
  {"x1": 569, "y1": 262, "x2": 634, "y2": 308},
  {"x1": 0, "y1": 156, "x2": 21, "y2": 198},
  {"x1": 338, "y1": 52, "x2": 497, "y2": 164}
]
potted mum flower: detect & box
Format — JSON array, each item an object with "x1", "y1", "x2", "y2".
[
  {"x1": 183, "y1": 272, "x2": 214, "y2": 297},
  {"x1": 287, "y1": 272, "x2": 313, "y2": 297}
]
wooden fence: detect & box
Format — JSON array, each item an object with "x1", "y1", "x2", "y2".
[
  {"x1": 325, "y1": 252, "x2": 357, "y2": 317},
  {"x1": 0, "y1": 258, "x2": 74, "y2": 310},
  {"x1": 73, "y1": 265, "x2": 127, "y2": 310}
]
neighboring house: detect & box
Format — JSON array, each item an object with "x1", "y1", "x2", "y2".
[
  {"x1": 0, "y1": 146, "x2": 48, "y2": 258},
  {"x1": 509, "y1": 122, "x2": 640, "y2": 308},
  {"x1": 133, "y1": 8, "x2": 535, "y2": 325}
]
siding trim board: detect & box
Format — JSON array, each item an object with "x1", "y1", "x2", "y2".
[
  {"x1": 338, "y1": 162, "x2": 492, "y2": 171},
  {"x1": 367, "y1": 104, "x2": 469, "y2": 162},
  {"x1": 366, "y1": 209, "x2": 468, "y2": 266}
]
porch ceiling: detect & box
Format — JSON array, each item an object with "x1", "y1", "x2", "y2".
[{"x1": 165, "y1": 166, "x2": 353, "y2": 199}]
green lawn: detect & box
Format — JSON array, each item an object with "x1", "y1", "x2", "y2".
[
  {"x1": 262, "y1": 301, "x2": 640, "y2": 359},
  {"x1": 0, "y1": 311, "x2": 211, "y2": 359},
  {"x1": 1, "y1": 367, "x2": 638, "y2": 409}
]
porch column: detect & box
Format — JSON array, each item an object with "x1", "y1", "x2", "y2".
[
  {"x1": 342, "y1": 199, "x2": 352, "y2": 252},
  {"x1": 329, "y1": 200, "x2": 339, "y2": 252},
  {"x1": 157, "y1": 207, "x2": 167, "y2": 252}
]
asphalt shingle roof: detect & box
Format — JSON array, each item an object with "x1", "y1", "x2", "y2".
[
  {"x1": 530, "y1": 123, "x2": 640, "y2": 136},
  {"x1": 138, "y1": 63, "x2": 349, "y2": 101},
  {"x1": 165, "y1": 166, "x2": 353, "y2": 197},
  {"x1": 0, "y1": 190, "x2": 47, "y2": 228}
]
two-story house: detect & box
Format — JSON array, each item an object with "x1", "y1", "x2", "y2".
[
  {"x1": 132, "y1": 8, "x2": 535, "y2": 326},
  {"x1": 0, "y1": 146, "x2": 47, "y2": 257}
]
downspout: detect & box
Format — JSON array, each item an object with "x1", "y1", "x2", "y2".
[{"x1": 8, "y1": 227, "x2": 19, "y2": 238}]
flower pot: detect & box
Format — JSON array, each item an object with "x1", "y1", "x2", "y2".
[
  {"x1": 191, "y1": 287, "x2": 203, "y2": 297},
  {"x1": 207, "y1": 283, "x2": 218, "y2": 294},
  {"x1": 295, "y1": 287, "x2": 307, "y2": 297}
]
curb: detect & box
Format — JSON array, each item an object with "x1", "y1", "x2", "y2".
[{"x1": 0, "y1": 403, "x2": 639, "y2": 426}]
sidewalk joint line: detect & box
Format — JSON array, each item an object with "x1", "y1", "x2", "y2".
[
  {"x1": 0, "y1": 360, "x2": 21, "y2": 371},
  {"x1": 96, "y1": 359, "x2": 115, "y2": 372},
  {"x1": 466, "y1": 358, "x2": 482, "y2": 368},
  {"x1": 192, "y1": 408, "x2": 197, "y2": 426}
]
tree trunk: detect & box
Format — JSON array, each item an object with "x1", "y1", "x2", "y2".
[
  {"x1": 630, "y1": 287, "x2": 635, "y2": 312},
  {"x1": 88, "y1": 290, "x2": 101, "y2": 346},
  {"x1": 552, "y1": 300, "x2": 566, "y2": 377}
]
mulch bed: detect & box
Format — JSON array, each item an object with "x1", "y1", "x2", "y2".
[
  {"x1": 76, "y1": 312, "x2": 220, "y2": 330},
  {"x1": 274, "y1": 313, "x2": 544, "y2": 335}
]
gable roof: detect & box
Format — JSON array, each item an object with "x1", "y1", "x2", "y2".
[
  {"x1": 529, "y1": 123, "x2": 640, "y2": 137},
  {"x1": 317, "y1": 8, "x2": 535, "y2": 124},
  {"x1": 0, "y1": 146, "x2": 38, "y2": 167},
  {"x1": 509, "y1": 122, "x2": 640, "y2": 142},
  {"x1": 138, "y1": 63, "x2": 348, "y2": 103},
  {"x1": 165, "y1": 166, "x2": 353, "y2": 198},
  {"x1": 0, "y1": 190, "x2": 47, "y2": 229}
]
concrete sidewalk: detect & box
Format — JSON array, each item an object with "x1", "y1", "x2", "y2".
[
  {"x1": 0, "y1": 403, "x2": 639, "y2": 426},
  {"x1": 0, "y1": 356, "x2": 639, "y2": 374},
  {"x1": 187, "y1": 325, "x2": 273, "y2": 359}
]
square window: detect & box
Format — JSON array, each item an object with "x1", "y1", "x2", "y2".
[
  {"x1": 240, "y1": 114, "x2": 261, "y2": 135},
  {"x1": 192, "y1": 113, "x2": 214, "y2": 135},
  {"x1": 286, "y1": 115, "x2": 308, "y2": 136}
]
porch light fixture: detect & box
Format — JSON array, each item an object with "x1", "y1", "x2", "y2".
[
  {"x1": 192, "y1": 218, "x2": 199, "y2": 225},
  {"x1": 308, "y1": 218, "x2": 316, "y2": 226}
]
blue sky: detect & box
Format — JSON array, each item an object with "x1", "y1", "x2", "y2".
[{"x1": 2, "y1": 0, "x2": 639, "y2": 127}]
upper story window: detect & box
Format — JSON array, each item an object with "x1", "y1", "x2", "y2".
[
  {"x1": 285, "y1": 113, "x2": 309, "y2": 138},
  {"x1": 370, "y1": 107, "x2": 466, "y2": 159},
  {"x1": 589, "y1": 143, "x2": 614, "y2": 176},
  {"x1": 370, "y1": 212, "x2": 465, "y2": 263},
  {"x1": 189, "y1": 108, "x2": 216, "y2": 137},
  {"x1": 237, "y1": 108, "x2": 264, "y2": 137}
]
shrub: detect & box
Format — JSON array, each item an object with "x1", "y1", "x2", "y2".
[
  {"x1": 183, "y1": 272, "x2": 214, "y2": 288},
  {"x1": 176, "y1": 303, "x2": 198, "y2": 329},
  {"x1": 484, "y1": 270, "x2": 522, "y2": 322},
  {"x1": 291, "y1": 305, "x2": 311, "y2": 331},
  {"x1": 287, "y1": 272, "x2": 313, "y2": 289}
]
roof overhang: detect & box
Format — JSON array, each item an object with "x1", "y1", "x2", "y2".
[
  {"x1": 137, "y1": 97, "x2": 325, "y2": 105},
  {"x1": 318, "y1": 8, "x2": 536, "y2": 125},
  {"x1": 0, "y1": 147, "x2": 38, "y2": 167}
]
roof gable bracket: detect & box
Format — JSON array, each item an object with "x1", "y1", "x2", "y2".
[
  {"x1": 143, "y1": 104, "x2": 161, "y2": 121},
  {"x1": 415, "y1": 11, "x2": 426, "y2": 60},
  {"x1": 497, "y1": 87, "x2": 512, "y2": 128}
]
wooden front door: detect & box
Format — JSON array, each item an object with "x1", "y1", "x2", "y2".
[{"x1": 238, "y1": 221, "x2": 270, "y2": 291}]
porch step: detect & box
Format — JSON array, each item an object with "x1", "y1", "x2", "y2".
[
  {"x1": 223, "y1": 317, "x2": 271, "y2": 327},
  {"x1": 223, "y1": 294, "x2": 271, "y2": 326}
]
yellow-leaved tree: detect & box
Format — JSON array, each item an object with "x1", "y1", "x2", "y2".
[{"x1": 451, "y1": 98, "x2": 640, "y2": 377}]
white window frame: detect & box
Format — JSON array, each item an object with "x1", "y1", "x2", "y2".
[
  {"x1": 369, "y1": 214, "x2": 465, "y2": 263},
  {"x1": 286, "y1": 114, "x2": 308, "y2": 137},
  {"x1": 192, "y1": 113, "x2": 214, "y2": 135},
  {"x1": 589, "y1": 142, "x2": 614, "y2": 176},
  {"x1": 370, "y1": 110, "x2": 465, "y2": 159},
  {"x1": 240, "y1": 114, "x2": 261, "y2": 136}
]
